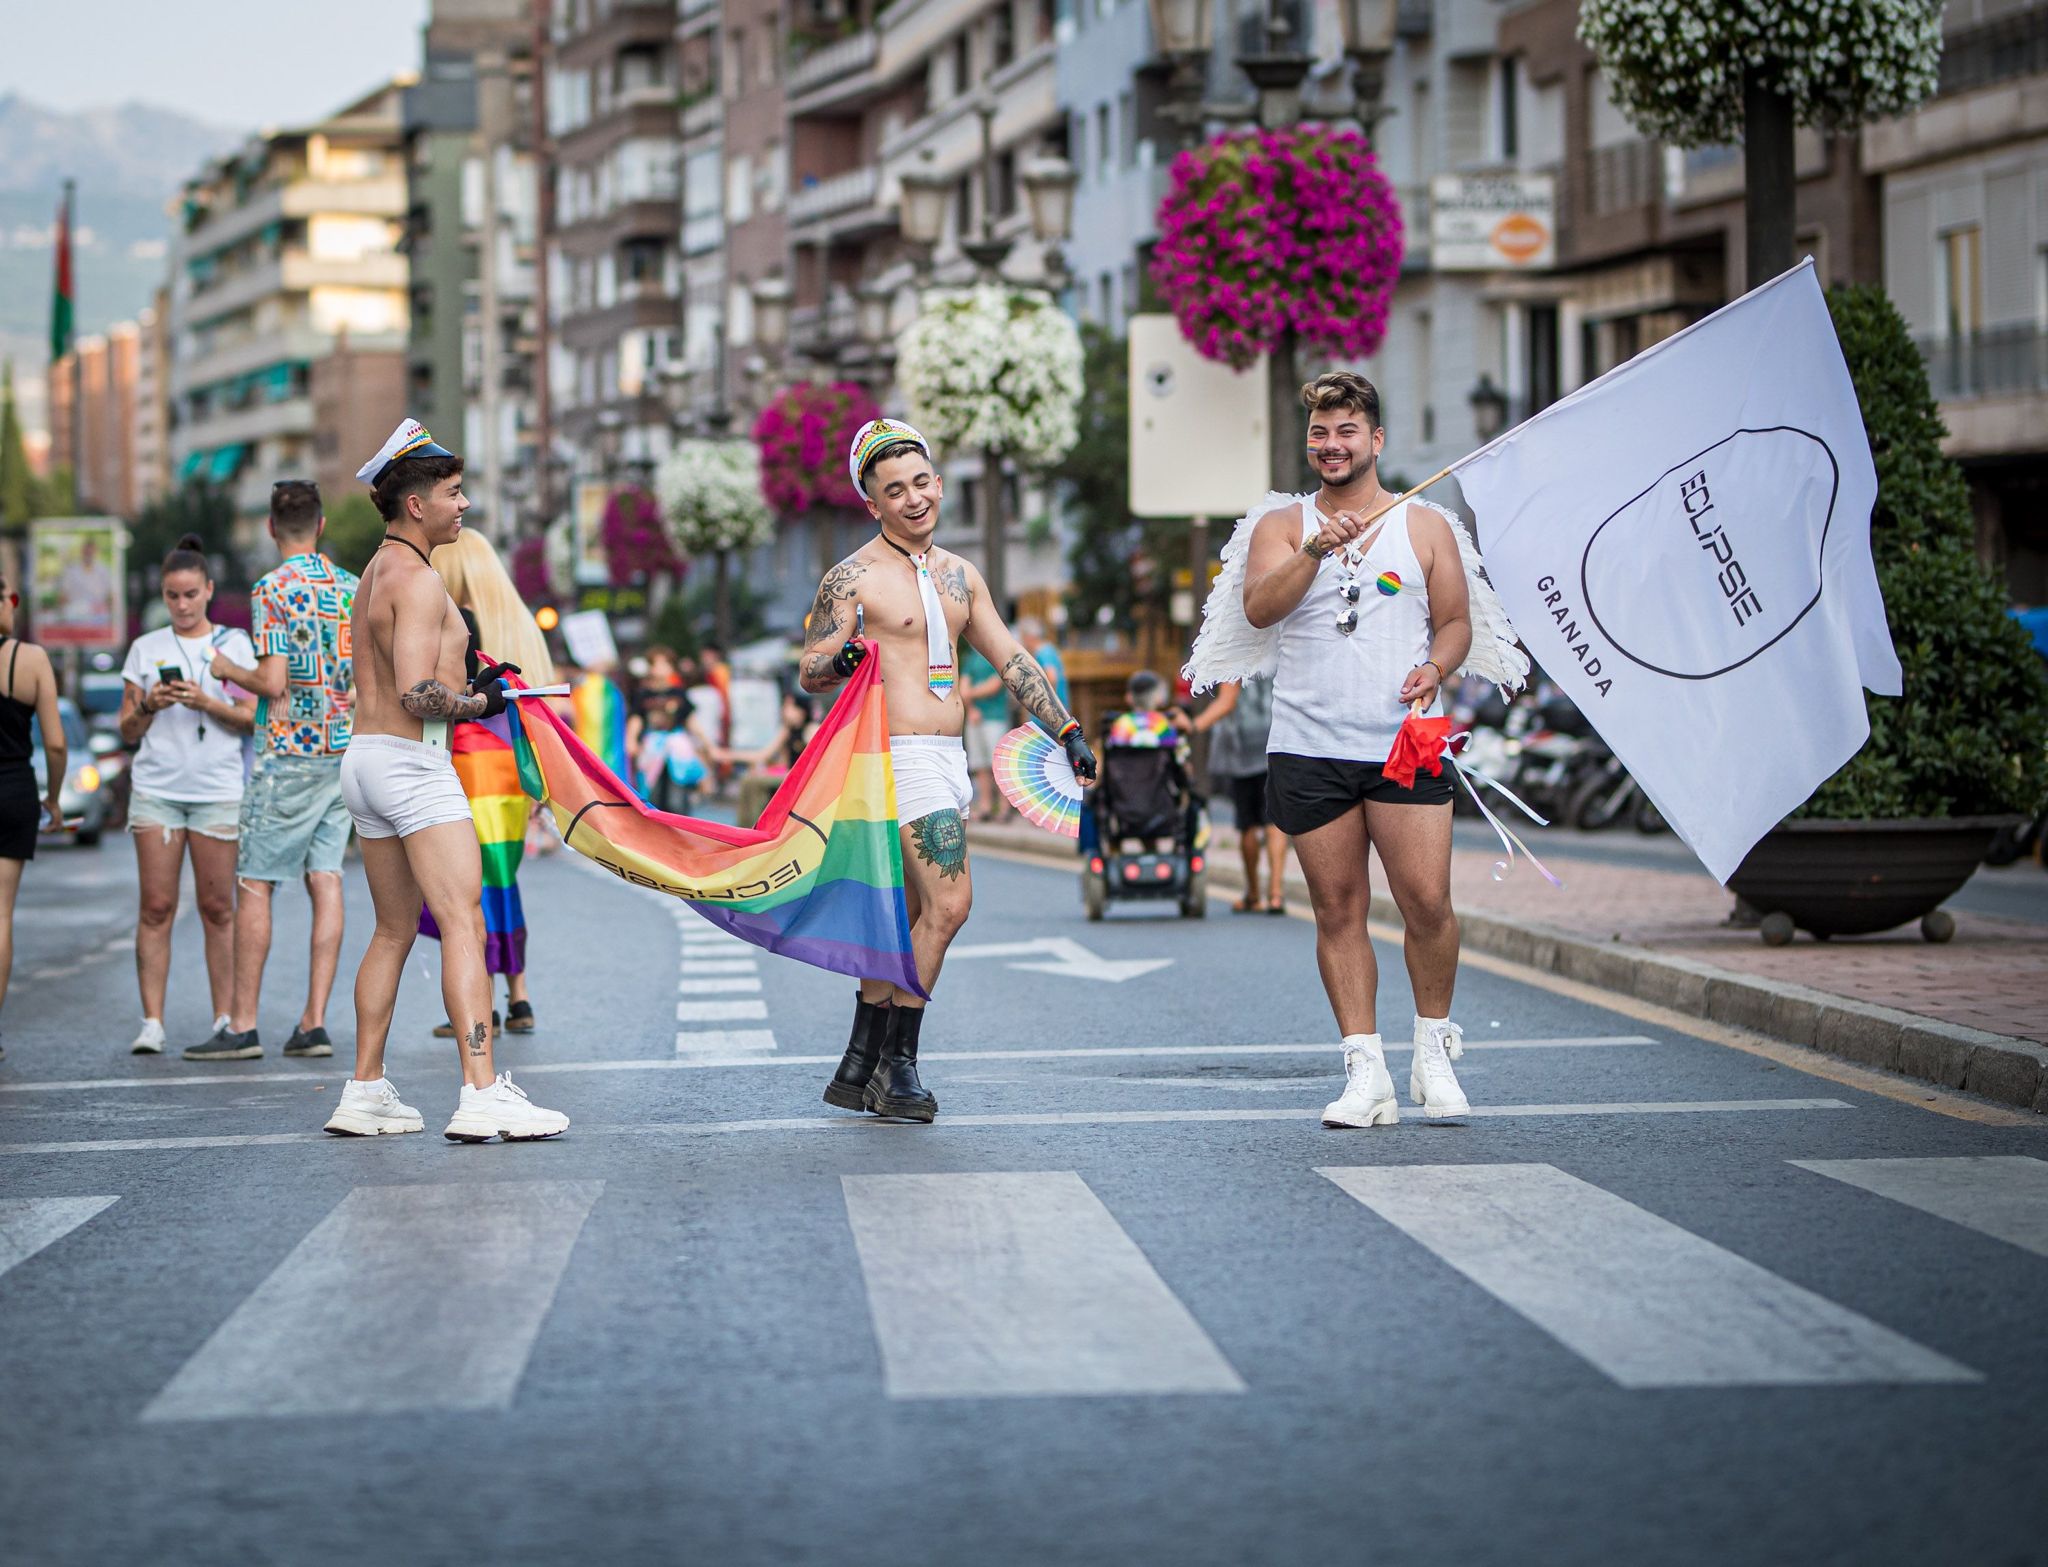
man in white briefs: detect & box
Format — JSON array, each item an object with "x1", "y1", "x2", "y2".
[
  {"x1": 322, "y1": 420, "x2": 569, "y2": 1142},
  {"x1": 800, "y1": 419, "x2": 1097, "y2": 1123}
]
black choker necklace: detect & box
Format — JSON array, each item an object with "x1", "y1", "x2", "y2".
[
  {"x1": 879, "y1": 532, "x2": 919, "y2": 560},
  {"x1": 380, "y1": 533, "x2": 432, "y2": 568}
]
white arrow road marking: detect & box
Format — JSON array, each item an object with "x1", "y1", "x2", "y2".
[{"x1": 946, "y1": 937, "x2": 1173, "y2": 984}]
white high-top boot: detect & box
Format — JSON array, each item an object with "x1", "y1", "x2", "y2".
[
  {"x1": 1321, "y1": 1034, "x2": 1399, "y2": 1128},
  {"x1": 1410, "y1": 1016, "x2": 1471, "y2": 1118}
]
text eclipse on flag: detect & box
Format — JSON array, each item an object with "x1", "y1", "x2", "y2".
[{"x1": 1459, "y1": 261, "x2": 1902, "y2": 884}]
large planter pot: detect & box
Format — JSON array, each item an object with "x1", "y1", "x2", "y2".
[{"x1": 1727, "y1": 817, "x2": 2020, "y2": 945}]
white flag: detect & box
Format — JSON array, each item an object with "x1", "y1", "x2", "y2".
[{"x1": 1459, "y1": 261, "x2": 1901, "y2": 883}]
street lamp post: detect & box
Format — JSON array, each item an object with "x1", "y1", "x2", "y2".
[{"x1": 1467, "y1": 373, "x2": 1509, "y2": 445}]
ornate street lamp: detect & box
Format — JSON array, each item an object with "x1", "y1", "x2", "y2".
[
  {"x1": 1145, "y1": 0, "x2": 1213, "y2": 55},
  {"x1": 855, "y1": 280, "x2": 894, "y2": 347},
  {"x1": 751, "y1": 275, "x2": 793, "y2": 352},
  {"x1": 1335, "y1": 0, "x2": 1397, "y2": 143},
  {"x1": 1468, "y1": 372, "x2": 1509, "y2": 443},
  {"x1": 1020, "y1": 155, "x2": 1078, "y2": 288}
]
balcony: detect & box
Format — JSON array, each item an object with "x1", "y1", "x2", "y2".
[
  {"x1": 789, "y1": 165, "x2": 880, "y2": 226},
  {"x1": 683, "y1": 209, "x2": 723, "y2": 255},
  {"x1": 682, "y1": 91, "x2": 721, "y2": 139},
  {"x1": 176, "y1": 395, "x2": 317, "y2": 451},
  {"x1": 788, "y1": 28, "x2": 880, "y2": 105},
  {"x1": 1582, "y1": 138, "x2": 1661, "y2": 219},
  {"x1": 559, "y1": 289, "x2": 683, "y2": 353},
  {"x1": 555, "y1": 196, "x2": 683, "y2": 256},
  {"x1": 556, "y1": 1, "x2": 676, "y2": 71},
  {"x1": 1920, "y1": 324, "x2": 2048, "y2": 460}
]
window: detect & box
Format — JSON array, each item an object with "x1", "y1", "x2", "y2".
[
  {"x1": 727, "y1": 153, "x2": 753, "y2": 224},
  {"x1": 953, "y1": 33, "x2": 972, "y2": 98},
  {"x1": 996, "y1": 150, "x2": 1017, "y2": 219},
  {"x1": 993, "y1": 2, "x2": 1015, "y2": 69},
  {"x1": 1097, "y1": 103, "x2": 1112, "y2": 182},
  {"x1": 725, "y1": 27, "x2": 746, "y2": 97},
  {"x1": 1937, "y1": 225, "x2": 1982, "y2": 343},
  {"x1": 1119, "y1": 89, "x2": 1134, "y2": 168},
  {"x1": 1526, "y1": 303, "x2": 1559, "y2": 415},
  {"x1": 1498, "y1": 56, "x2": 1520, "y2": 164},
  {"x1": 955, "y1": 174, "x2": 975, "y2": 241}
]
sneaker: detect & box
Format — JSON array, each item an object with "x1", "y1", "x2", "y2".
[
  {"x1": 1410, "y1": 1018, "x2": 1471, "y2": 1119},
  {"x1": 283, "y1": 1026, "x2": 333, "y2": 1059},
  {"x1": 504, "y1": 1001, "x2": 535, "y2": 1034},
  {"x1": 184, "y1": 1024, "x2": 262, "y2": 1061},
  {"x1": 1321, "y1": 1036, "x2": 1400, "y2": 1128},
  {"x1": 443, "y1": 1073, "x2": 569, "y2": 1143},
  {"x1": 324, "y1": 1077, "x2": 425, "y2": 1136},
  {"x1": 131, "y1": 1018, "x2": 167, "y2": 1055},
  {"x1": 433, "y1": 1010, "x2": 500, "y2": 1040}
]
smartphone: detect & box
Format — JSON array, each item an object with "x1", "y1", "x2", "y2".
[{"x1": 157, "y1": 663, "x2": 184, "y2": 688}]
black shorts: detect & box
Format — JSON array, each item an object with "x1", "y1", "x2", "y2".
[
  {"x1": 0, "y1": 765, "x2": 37, "y2": 861},
  {"x1": 1266, "y1": 751, "x2": 1454, "y2": 836},
  {"x1": 1227, "y1": 773, "x2": 1269, "y2": 832}
]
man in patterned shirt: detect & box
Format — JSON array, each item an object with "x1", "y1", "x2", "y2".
[{"x1": 190, "y1": 480, "x2": 360, "y2": 1061}]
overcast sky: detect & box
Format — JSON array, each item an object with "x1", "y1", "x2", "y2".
[{"x1": 0, "y1": 0, "x2": 433, "y2": 132}]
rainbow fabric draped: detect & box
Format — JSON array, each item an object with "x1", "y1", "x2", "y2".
[
  {"x1": 418, "y1": 712, "x2": 529, "y2": 974},
  {"x1": 571, "y1": 673, "x2": 629, "y2": 784},
  {"x1": 507, "y1": 654, "x2": 924, "y2": 997}
]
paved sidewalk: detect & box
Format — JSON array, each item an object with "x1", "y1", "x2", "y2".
[{"x1": 970, "y1": 813, "x2": 2048, "y2": 1112}]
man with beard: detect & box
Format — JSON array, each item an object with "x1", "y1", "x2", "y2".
[{"x1": 800, "y1": 420, "x2": 1096, "y2": 1123}]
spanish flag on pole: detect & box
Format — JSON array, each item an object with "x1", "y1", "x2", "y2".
[{"x1": 50, "y1": 181, "x2": 74, "y2": 364}]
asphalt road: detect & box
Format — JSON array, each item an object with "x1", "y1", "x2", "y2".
[{"x1": 4, "y1": 834, "x2": 2047, "y2": 1567}]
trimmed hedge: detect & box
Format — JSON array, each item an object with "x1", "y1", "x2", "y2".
[{"x1": 1798, "y1": 287, "x2": 2048, "y2": 819}]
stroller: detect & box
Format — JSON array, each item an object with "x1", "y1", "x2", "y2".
[{"x1": 1079, "y1": 707, "x2": 1210, "y2": 920}]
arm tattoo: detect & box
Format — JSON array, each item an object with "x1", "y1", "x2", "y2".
[
  {"x1": 798, "y1": 651, "x2": 838, "y2": 693},
  {"x1": 805, "y1": 559, "x2": 865, "y2": 643},
  {"x1": 1000, "y1": 652, "x2": 1073, "y2": 732},
  {"x1": 909, "y1": 809, "x2": 968, "y2": 881},
  {"x1": 401, "y1": 680, "x2": 487, "y2": 720}
]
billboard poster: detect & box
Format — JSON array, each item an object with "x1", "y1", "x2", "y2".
[
  {"x1": 1430, "y1": 173, "x2": 1556, "y2": 272},
  {"x1": 29, "y1": 517, "x2": 126, "y2": 647}
]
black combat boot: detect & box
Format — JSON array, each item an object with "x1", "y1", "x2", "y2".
[
  {"x1": 862, "y1": 1003, "x2": 937, "y2": 1122},
  {"x1": 823, "y1": 994, "x2": 892, "y2": 1110}
]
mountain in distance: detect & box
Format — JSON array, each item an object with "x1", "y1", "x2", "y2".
[{"x1": 0, "y1": 94, "x2": 244, "y2": 428}]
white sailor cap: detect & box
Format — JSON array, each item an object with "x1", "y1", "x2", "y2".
[
  {"x1": 356, "y1": 418, "x2": 458, "y2": 487},
  {"x1": 847, "y1": 418, "x2": 930, "y2": 493}
]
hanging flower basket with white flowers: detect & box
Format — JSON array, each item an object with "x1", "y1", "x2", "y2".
[
  {"x1": 655, "y1": 439, "x2": 775, "y2": 559},
  {"x1": 896, "y1": 285, "x2": 1084, "y2": 468}
]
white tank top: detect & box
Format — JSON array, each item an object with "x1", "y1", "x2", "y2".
[{"x1": 1267, "y1": 496, "x2": 1441, "y2": 764}]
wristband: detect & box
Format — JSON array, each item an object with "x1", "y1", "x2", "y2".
[
  {"x1": 1421, "y1": 660, "x2": 1442, "y2": 681},
  {"x1": 1057, "y1": 720, "x2": 1082, "y2": 743},
  {"x1": 1302, "y1": 535, "x2": 1329, "y2": 560}
]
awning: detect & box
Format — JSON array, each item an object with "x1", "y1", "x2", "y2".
[
  {"x1": 207, "y1": 444, "x2": 248, "y2": 482},
  {"x1": 178, "y1": 449, "x2": 208, "y2": 481}
]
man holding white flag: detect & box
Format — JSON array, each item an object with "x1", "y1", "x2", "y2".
[{"x1": 1460, "y1": 260, "x2": 1901, "y2": 883}]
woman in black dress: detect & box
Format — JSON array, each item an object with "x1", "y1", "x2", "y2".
[{"x1": 0, "y1": 564, "x2": 69, "y2": 1060}]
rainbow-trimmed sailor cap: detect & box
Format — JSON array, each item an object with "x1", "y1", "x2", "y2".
[
  {"x1": 356, "y1": 418, "x2": 458, "y2": 487},
  {"x1": 847, "y1": 418, "x2": 930, "y2": 493}
]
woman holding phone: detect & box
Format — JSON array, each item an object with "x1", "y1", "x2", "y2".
[
  {"x1": 117, "y1": 534, "x2": 258, "y2": 1055},
  {"x1": 0, "y1": 563, "x2": 67, "y2": 1061}
]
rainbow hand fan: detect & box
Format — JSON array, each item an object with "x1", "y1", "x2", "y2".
[{"x1": 992, "y1": 724, "x2": 1085, "y2": 838}]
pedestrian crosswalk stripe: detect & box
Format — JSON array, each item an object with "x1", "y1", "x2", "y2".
[
  {"x1": 676, "y1": 976, "x2": 764, "y2": 994},
  {"x1": 1792, "y1": 1156, "x2": 2048, "y2": 1260},
  {"x1": 0, "y1": 1196, "x2": 119, "y2": 1277},
  {"x1": 0, "y1": 1038, "x2": 1663, "y2": 1095},
  {"x1": 676, "y1": 1029, "x2": 778, "y2": 1055},
  {"x1": 0, "y1": 1099, "x2": 1858, "y2": 1156},
  {"x1": 677, "y1": 959, "x2": 760, "y2": 975},
  {"x1": 1319, "y1": 1163, "x2": 1978, "y2": 1389},
  {"x1": 141, "y1": 1181, "x2": 604, "y2": 1422},
  {"x1": 675, "y1": 998, "x2": 769, "y2": 1022},
  {"x1": 842, "y1": 1172, "x2": 1246, "y2": 1399}
]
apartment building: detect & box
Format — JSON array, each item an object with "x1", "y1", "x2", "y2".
[
  {"x1": 1864, "y1": 0, "x2": 2048, "y2": 602},
  {"x1": 166, "y1": 80, "x2": 411, "y2": 550},
  {"x1": 678, "y1": 0, "x2": 726, "y2": 406},
  {"x1": 133, "y1": 296, "x2": 172, "y2": 509},
  {"x1": 48, "y1": 324, "x2": 141, "y2": 518},
  {"x1": 405, "y1": 0, "x2": 544, "y2": 536},
  {"x1": 546, "y1": 0, "x2": 687, "y2": 482}
]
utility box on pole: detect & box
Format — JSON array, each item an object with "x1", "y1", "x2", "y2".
[{"x1": 1127, "y1": 316, "x2": 1271, "y2": 519}]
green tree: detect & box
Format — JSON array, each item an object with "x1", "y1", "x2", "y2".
[
  {"x1": 1062, "y1": 323, "x2": 1194, "y2": 632},
  {"x1": 1799, "y1": 286, "x2": 2048, "y2": 820},
  {"x1": 322, "y1": 492, "x2": 385, "y2": 577},
  {"x1": 0, "y1": 362, "x2": 32, "y2": 534}
]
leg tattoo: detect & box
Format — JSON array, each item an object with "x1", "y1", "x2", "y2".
[
  {"x1": 466, "y1": 1021, "x2": 488, "y2": 1057},
  {"x1": 909, "y1": 810, "x2": 968, "y2": 882}
]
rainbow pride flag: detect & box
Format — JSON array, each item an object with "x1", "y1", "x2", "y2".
[
  {"x1": 571, "y1": 673, "x2": 629, "y2": 783},
  {"x1": 419, "y1": 713, "x2": 529, "y2": 974},
  {"x1": 506, "y1": 654, "x2": 924, "y2": 997}
]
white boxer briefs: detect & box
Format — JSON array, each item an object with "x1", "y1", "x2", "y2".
[
  {"x1": 340, "y1": 733, "x2": 476, "y2": 840},
  {"x1": 889, "y1": 735, "x2": 974, "y2": 826}
]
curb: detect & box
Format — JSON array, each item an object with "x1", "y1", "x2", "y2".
[{"x1": 969, "y1": 822, "x2": 2048, "y2": 1117}]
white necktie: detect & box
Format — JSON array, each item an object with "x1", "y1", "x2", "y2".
[{"x1": 910, "y1": 551, "x2": 955, "y2": 700}]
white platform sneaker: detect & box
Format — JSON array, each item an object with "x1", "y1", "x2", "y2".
[
  {"x1": 1410, "y1": 1017, "x2": 1471, "y2": 1119},
  {"x1": 324, "y1": 1077, "x2": 425, "y2": 1136},
  {"x1": 130, "y1": 1018, "x2": 166, "y2": 1055},
  {"x1": 443, "y1": 1073, "x2": 570, "y2": 1143},
  {"x1": 1321, "y1": 1035, "x2": 1400, "y2": 1128}
]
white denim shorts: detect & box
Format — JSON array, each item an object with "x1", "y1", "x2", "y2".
[
  {"x1": 340, "y1": 733, "x2": 475, "y2": 841},
  {"x1": 890, "y1": 735, "x2": 974, "y2": 826}
]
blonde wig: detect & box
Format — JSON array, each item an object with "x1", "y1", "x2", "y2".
[{"x1": 432, "y1": 530, "x2": 557, "y2": 685}]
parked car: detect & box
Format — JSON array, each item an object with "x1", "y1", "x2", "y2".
[{"x1": 30, "y1": 697, "x2": 124, "y2": 846}]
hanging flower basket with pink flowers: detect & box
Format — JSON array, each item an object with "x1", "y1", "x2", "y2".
[
  {"x1": 751, "y1": 380, "x2": 881, "y2": 517},
  {"x1": 510, "y1": 534, "x2": 551, "y2": 603},
  {"x1": 1151, "y1": 126, "x2": 1404, "y2": 371},
  {"x1": 600, "y1": 484, "x2": 682, "y2": 587}
]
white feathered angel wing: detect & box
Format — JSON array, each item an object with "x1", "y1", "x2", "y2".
[{"x1": 1180, "y1": 490, "x2": 1530, "y2": 697}]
